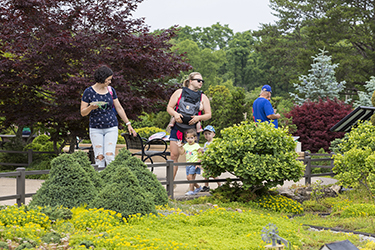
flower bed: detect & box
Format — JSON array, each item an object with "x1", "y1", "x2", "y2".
[{"x1": 0, "y1": 204, "x2": 367, "y2": 249}]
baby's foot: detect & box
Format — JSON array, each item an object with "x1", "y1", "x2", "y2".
[
  {"x1": 197, "y1": 128, "x2": 203, "y2": 133},
  {"x1": 168, "y1": 123, "x2": 174, "y2": 127}
]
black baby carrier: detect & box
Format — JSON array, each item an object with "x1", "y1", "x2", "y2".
[{"x1": 175, "y1": 87, "x2": 202, "y2": 131}]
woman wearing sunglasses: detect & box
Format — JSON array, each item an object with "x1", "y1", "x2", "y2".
[
  {"x1": 167, "y1": 72, "x2": 212, "y2": 181},
  {"x1": 80, "y1": 65, "x2": 136, "y2": 169}
]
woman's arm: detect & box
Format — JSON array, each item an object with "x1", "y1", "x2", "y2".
[
  {"x1": 113, "y1": 99, "x2": 137, "y2": 136},
  {"x1": 80, "y1": 100, "x2": 98, "y2": 117},
  {"x1": 189, "y1": 94, "x2": 211, "y2": 125},
  {"x1": 167, "y1": 89, "x2": 183, "y2": 123}
]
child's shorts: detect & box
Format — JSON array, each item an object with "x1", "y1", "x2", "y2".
[{"x1": 186, "y1": 165, "x2": 201, "y2": 175}]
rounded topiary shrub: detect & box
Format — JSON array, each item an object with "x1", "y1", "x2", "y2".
[
  {"x1": 30, "y1": 154, "x2": 97, "y2": 208},
  {"x1": 90, "y1": 165, "x2": 156, "y2": 218},
  {"x1": 113, "y1": 149, "x2": 168, "y2": 206},
  {"x1": 71, "y1": 150, "x2": 103, "y2": 191},
  {"x1": 99, "y1": 149, "x2": 132, "y2": 184},
  {"x1": 100, "y1": 148, "x2": 167, "y2": 206},
  {"x1": 200, "y1": 121, "x2": 304, "y2": 192},
  {"x1": 333, "y1": 121, "x2": 375, "y2": 196}
]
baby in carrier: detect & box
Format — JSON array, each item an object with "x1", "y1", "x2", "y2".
[{"x1": 167, "y1": 101, "x2": 203, "y2": 133}]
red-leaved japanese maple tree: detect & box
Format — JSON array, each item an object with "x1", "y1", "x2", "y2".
[
  {"x1": 285, "y1": 98, "x2": 352, "y2": 153},
  {"x1": 0, "y1": 0, "x2": 191, "y2": 152}
]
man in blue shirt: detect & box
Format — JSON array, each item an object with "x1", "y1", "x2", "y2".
[{"x1": 252, "y1": 85, "x2": 281, "y2": 128}]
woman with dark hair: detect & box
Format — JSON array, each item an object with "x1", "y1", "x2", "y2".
[
  {"x1": 167, "y1": 72, "x2": 212, "y2": 181},
  {"x1": 81, "y1": 65, "x2": 136, "y2": 169}
]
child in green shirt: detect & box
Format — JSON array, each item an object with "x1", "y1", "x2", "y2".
[{"x1": 177, "y1": 128, "x2": 203, "y2": 196}]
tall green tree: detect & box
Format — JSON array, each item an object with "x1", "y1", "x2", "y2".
[
  {"x1": 176, "y1": 23, "x2": 234, "y2": 50},
  {"x1": 206, "y1": 84, "x2": 248, "y2": 136},
  {"x1": 226, "y1": 31, "x2": 255, "y2": 88},
  {"x1": 354, "y1": 76, "x2": 375, "y2": 108},
  {"x1": 254, "y1": 0, "x2": 375, "y2": 98},
  {"x1": 172, "y1": 39, "x2": 226, "y2": 92}
]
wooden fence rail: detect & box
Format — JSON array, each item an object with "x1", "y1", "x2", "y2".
[{"x1": 0, "y1": 151, "x2": 336, "y2": 205}]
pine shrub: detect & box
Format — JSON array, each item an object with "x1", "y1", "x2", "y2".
[
  {"x1": 120, "y1": 155, "x2": 168, "y2": 206},
  {"x1": 102, "y1": 148, "x2": 168, "y2": 206},
  {"x1": 99, "y1": 149, "x2": 132, "y2": 184},
  {"x1": 89, "y1": 165, "x2": 156, "y2": 218},
  {"x1": 72, "y1": 150, "x2": 103, "y2": 191},
  {"x1": 30, "y1": 154, "x2": 97, "y2": 208},
  {"x1": 285, "y1": 98, "x2": 352, "y2": 153}
]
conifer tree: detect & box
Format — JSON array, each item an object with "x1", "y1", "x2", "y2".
[
  {"x1": 354, "y1": 76, "x2": 375, "y2": 108},
  {"x1": 290, "y1": 49, "x2": 346, "y2": 105},
  {"x1": 30, "y1": 154, "x2": 97, "y2": 208}
]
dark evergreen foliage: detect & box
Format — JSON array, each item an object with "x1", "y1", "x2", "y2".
[
  {"x1": 72, "y1": 150, "x2": 104, "y2": 191},
  {"x1": 286, "y1": 98, "x2": 352, "y2": 153},
  {"x1": 99, "y1": 149, "x2": 132, "y2": 184},
  {"x1": 102, "y1": 148, "x2": 168, "y2": 206},
  {"x1": 30, "y1": 154, "x2": 97, "y2": 208},
  {"x1": 89, "y1": 165, "x2": 157, "y2": 218},
  {"x1": 121, "y1": 156, "x2": 168, "y2": 206}
]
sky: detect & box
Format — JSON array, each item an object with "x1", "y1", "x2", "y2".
[{"x1": 132, "y1": 0, "x2": 278, "y2": 33}]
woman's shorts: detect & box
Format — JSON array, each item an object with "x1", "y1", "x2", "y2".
[
  {"x1": 169, "y1": 125, "x2": 200, "y2": 143},
  {"x1": 186, "y1": 165, "x2": 201, "y2": 175}
]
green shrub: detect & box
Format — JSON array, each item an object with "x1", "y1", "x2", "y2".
[
  {"x1": 38, "y1": 206, "x2": 73, "y2": 221},
  {"x1": 14, "y1": 242, "x2": 34, "y2": 250},
  {"x1": 0, "y1": 138, "x2": 27, "y2": 171},
  {"x1": 0, "y1": 241, "x2": 8, "y2": 249},
  {"x1": 207, "y1": 85, "x2": 248, "y2": 138},
  {"x1": 112, "y1": 149, "x2": 168, "y2": 206},
  {"x1": 339, "y1": 121, "x2": 375, "y2": 153},
  {"x1": 41, "y1": 232, "x2": 61, "y2": 244},
  {"x1": 200, "y1": 121, "x2": 304, "y2": 192},
  {"x1": 71, "y1": 150, "x2": 103, "y2": 191},
  {"x1": 130, "y1": 112, "x2": 155, "y2": 128},
  {"x1": 303, "y1": 200, "x2": 329, "y2": 212},
  {"x1": 136, "y1": 127, "x2": 166, "y2": 139},
  {"x1": 154, "y1": 111, "x2": 172, "y2": 129},
  {"x1": 99, "y1": 149, "x2": 132, "y2": 184},
  {"x1": 30, "y1": 154, "x2": 97, "y2": 208},
  {"x1": 89, "y1": 165, "x2": 157, "y2": 218},
  {"x1": 333, "y1": 121, "x2": 375, "y2": 196},
  {"x1": 334, "y1": 147, "x2": 374, "y2": 193}
]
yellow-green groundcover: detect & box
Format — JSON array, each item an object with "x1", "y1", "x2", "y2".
[{"x1": 0, "y1": 204, "x2": 369, "y2": 249}]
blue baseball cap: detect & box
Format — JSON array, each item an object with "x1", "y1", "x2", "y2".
[
  {"x1": 203, "y1": 125, "x2": 215, "y2": 133},
  {"x1": 261, "y1": 85, "x2": 272, "y2": 93}
]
